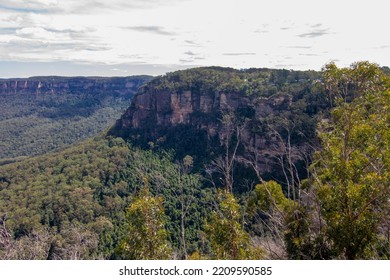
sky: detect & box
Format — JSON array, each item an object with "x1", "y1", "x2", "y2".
[{"x1": 0, "y1": 0, "x2": 389, "y2": 77}]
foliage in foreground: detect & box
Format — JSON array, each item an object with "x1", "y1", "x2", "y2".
[
  {"x1": 205, "y1": 190, "x2": 263, "y2": 259},
  {"x1": 312, "y1": 62, "x2": 390, "y2": 259},
  {"x1": 253, "y1": 62, "x2": 389, "y2": 259},
  {"x1": 0, "y1": 62, "x2": 388, "y2": 260},
  {"x1": 0, "y1": 137, "x2": 209, "y2": 259},
  {"x1": 116, "y1": 188, "x2": 172, "y2": 259}
]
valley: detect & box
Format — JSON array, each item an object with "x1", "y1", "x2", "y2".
[
  {"x1": 0, "y1": 76, "x2": 152, "y2": 163},
  {"x1": 0, "y1": 63, "x2": 388, "y2": 260}
]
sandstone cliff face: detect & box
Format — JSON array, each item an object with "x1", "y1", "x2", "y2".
[
  {"x1": 119, "y1": 87, "x2": 291, "y2": 136},
  {"x1": 113, "y1": 84, "x2": 297, "y2": 180},
  {"x1": 111, "y1": 67, "x2": 324, "y2": 184},
  {"x1": 0, "y1": 76, "x2": 151, "y2": 96}
]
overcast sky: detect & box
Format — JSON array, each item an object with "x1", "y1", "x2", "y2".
[{"x1": 0, "y1": 0, "x2": 389, "y2": 77}]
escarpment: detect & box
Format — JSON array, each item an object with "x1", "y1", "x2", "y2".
[
  {"x1": 0, "y1": 76, "x2": 152, "y2": 96},
  {"x1": 0, "y1": 75, "x2": 153, "y2": 160},
  {"x1": 110, "y1": 67, "x2": 329, "y2": 182}
]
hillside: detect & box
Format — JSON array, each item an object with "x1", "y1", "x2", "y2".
[
  {"x1": 0, "y1": 76, "x2": 152, "y2": 162},
  {"x1": 0, "y1": 136, "x2": 210, "y2": 259},
  {"x1": 0, "y1": 62, "x2": 388, "y2": 260},
  {"x1": 109, "y1": 67, "x2": 329, "y2": 190}
]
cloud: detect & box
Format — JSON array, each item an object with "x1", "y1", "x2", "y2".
[
  {"x1": 286, "y1": 46, "x2": 312, "y2": 49},
  {"x1": 1, "y1": 0, "x2": 388, "y2": 74},
  {"x1": 310, "y1": 23, "x2": 322, "y2": 28},
  {"x1": 182, "y1": 40, "x2": 204, "y2": 48},
  {"x1": 0, "y1": 0, "x2": 188, "y2": 16},
  {"x1": 185, "y1": 40, "x2": 196, "y2": 45},
  {"x1": 0, "y1": 5, "x2": 48, "y2": 13},
  {"x1": 0, "y1": 25, "x2": 111, "y2": 63},
  {"x1": 1, "y1": 39, "x2": 85, "y2": 54},
  {"x1": 0, "y1": 27, "x2": 18, "y2": 34},
  {"x1": 298, "y1": 29, "x2": 330, "y2": 38},
  {"x1": 299, "y1": 53, "x2": 320, "y2": 57},
  {"x1": 184, "y1": 51, "x2": 197, "y2": 56},
  {"x1": 126, "y1": 26, "x2": 176, "y2": 36},
  {"x1": 181, "y1": 51, "x2": 204, "y2": 63},
  {"x1": 254, "y1": 24, "x2": 269, "y2": 34},
  {"x1": 0, "y1": 60, "x2": 197, "y2": 78},
  {"x1": 179, "y1": 59, "x2": 194, "y2": 63},
  {"x1": 223, "y1": 53, "x2": 256, "y2": 56},
  {"x1": 254, "y1": 29, "x2": 268, "y2": 34},
  {"x1": 275, "y1": 63, "x2": 307, "y2": 69},
  {"x1": 15, "y1": 26, "x2": 65, "y2": 40},
  {"x1": 11, "y1": 26, "x2": 100, "y2": 45},
  {"x1": 0, "y1": 13, "x2": 38, "y2": 29},
  {"x1": 0, "y1": 0, "x2": 60, "y2": 13},
  {"x1": 115, "y1": 0, "x2": 189, "y2": 10},
  {"x1": 118, "y1": 54, "x2": 146, "y2": 60}
]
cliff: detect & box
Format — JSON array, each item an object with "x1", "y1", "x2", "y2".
[
  {"x1": 119, "y1": 86, "x2": 292, "y2": 132},
  {"x1": 0, "y1": 75, "x2": 152, "y2": 160},
  {"x1": 0, "y1": 76, "x2": 152, "y2": 97},
  {"x1": 110, "y1": 67, "x2": 329, "y2": 183}
]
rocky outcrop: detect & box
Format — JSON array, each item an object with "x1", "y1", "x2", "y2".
[
  {"x1": 115, "y1": 86, "x2": 292, "y2": 137},
  {"x1": 110, "y1": 67, "x2": 326, "y2": 186},
  {"x1": 0, "y1": 76, "x2": 152, "y2": 97}
]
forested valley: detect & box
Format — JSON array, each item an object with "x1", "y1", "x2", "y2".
[
  {"x1": 0, "y1": 62, "x2": 388, "y2": 260},
  {"x1": 0, "y1": 76, "x2": 151, "y2": 164}
]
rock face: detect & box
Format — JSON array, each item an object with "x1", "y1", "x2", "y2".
[
  {"x1": 110, "y1": 68, "x2": 326, "y2": 182},
  {"x1": 118, "y1": 87, "x2": 291, "y2": 136},
  {"x1": 0, "y1": 76, "x2": 152, "y2": 96}
]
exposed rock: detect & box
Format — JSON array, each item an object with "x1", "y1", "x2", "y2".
[
  {"x1": 116, "y1": 86, "x2": 293, "y2": 136},
  {"x1": 0, "y1": 76, "x2": 152, "y2": 96},
  {"x1": 109, "y1": 67, "x2": 326, "y2": 185}
]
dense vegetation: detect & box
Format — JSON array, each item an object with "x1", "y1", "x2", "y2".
[
  {"x1": 0, "y1": 136, "x2": 211, "y2": 259},
  {"x1": 0, "y1": 62, "x2": 388, "y2": 259},
  {"x1": 111, "y1": 67, "x2": 329, "y2": 192},
  {"x1": 0, "y1": 76, "x2": 151, "y2": 163},
  {"x1": 246, "y1": 62, "x2": 390, "y2": 259}
]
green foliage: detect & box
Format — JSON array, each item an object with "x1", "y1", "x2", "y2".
[
  {"x1": 0, "y1": 136, "x2": 211, "y2": 259},
  {"x1": 112, "y1": 66, "x2": 328, "y2": 191},
  {"x1": 116, "y1": 188, "x2": 172, "y2": 259},
  {"x1": 247, "y1": 181, "x2": 311, "y2": 259},
  {"x1": 312, "y1": 61, "x2": 390, "y2": 259},
  {"x1": 143, "y1": 67, "x2": 321, "y2": 98},
  {"x1": 206, "y1": 190, "x2": 262, "y2": 259},
  {"x1": 1, "y1": 63, "x2": 387, "y2": 260},
  {"x1": 249, "y1": 181, "x2": 294, "y2": 213},
  {"x1": 0, "y1": 76, "x2": 150, "y2": 160}
]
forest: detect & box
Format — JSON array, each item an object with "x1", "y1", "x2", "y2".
[
  {"x1": 0, "y1": 76, "x2": 151, "y2": 164},
  {"x1": 0, "y1": 62, "x2": 388, "y2": 260}
]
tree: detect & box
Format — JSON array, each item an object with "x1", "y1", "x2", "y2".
[
  {"x1": 207, "y1": 110, "x2": 246, "y2": 192},
  {"x1": 205, "y1": 190, "x2": 262, "y2": 259},
  {"x1": 117, "y1": 187, "x2": 172, "y2": 259},
  {"x1": 246, "y1": 180, "x2": 311, "y2": 259},
  {"x1": 312, "y1": 61, "x2": 390, "y2": 259},
  {"x1": 173, "y1": 155, "x2": 195, "y2": 259},
  {"x1": 0, "y1": 215, "x2": 53, "y2": 260}
]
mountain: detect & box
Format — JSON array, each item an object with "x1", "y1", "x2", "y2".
[
  {"x1": 109, "y1": 67, "x2": 329, "y2": 187},
  {"x1": 0, "y1": 76, "x2": 150, "y2": 95},
  {"x1": 0, "y1": 63, "x2": 388, "y2": 260},
  {"x1": 0, "y1": 75, "x2": 152, "y2": 162}
]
